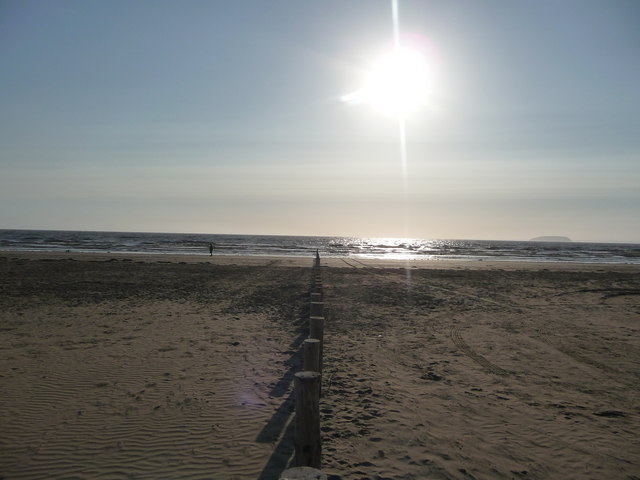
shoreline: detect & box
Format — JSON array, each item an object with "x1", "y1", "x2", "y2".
[{"x1": 2, "y1": 250, "x2": 639, "y2": 272}]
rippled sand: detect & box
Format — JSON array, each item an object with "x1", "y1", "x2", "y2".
[{"x1": 1, "y1": 252, "x2": 638, "y2": 479}]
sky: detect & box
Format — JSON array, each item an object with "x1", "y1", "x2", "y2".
[{"x1": 1, "y1": 0, "x2": 639, "y2": 242}]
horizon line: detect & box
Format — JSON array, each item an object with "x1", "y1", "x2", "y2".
[{"x1": 1, "y1": 227, "x2": 638, "y2": 245}]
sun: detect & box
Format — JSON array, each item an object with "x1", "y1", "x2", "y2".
[
  {"x1": 343, "y1": 45, "x2": 433, "y2": 118},
  {"x1": 363, "y1": 47, "x2": 431, "y2": 117}
]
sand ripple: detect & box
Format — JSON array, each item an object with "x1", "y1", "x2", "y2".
[{"x1": 1, "y1": 257, "x2": 309, "y2": 479}]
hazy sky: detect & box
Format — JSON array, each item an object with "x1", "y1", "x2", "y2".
[{"x1": 1, "y1": 0, "x2": 639, "y2": 242}]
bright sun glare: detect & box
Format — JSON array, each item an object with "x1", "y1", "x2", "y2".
[{"x1": 343, "y1": 45, "x2": 433, "y2": 118}]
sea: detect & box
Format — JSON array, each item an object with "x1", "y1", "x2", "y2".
[{"x1": 0, "y1": 229, "x2": 638, "y2": 264}]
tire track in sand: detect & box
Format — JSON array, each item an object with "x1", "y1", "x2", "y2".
[
  {"x1": 450, "y1": 326, "x2": 509, "y2": 377},
  {"x1": 347, "y1": 258, "x2": 519, "y2": 310},
  {"x1": 336, "y1": 258, "x2": 513, "y2": 377},
  {"x1": 532, "y1": 324, "x2": 636, "y2": 386}
]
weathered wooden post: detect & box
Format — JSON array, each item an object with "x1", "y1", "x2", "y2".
[
  {"x1": 308, "y1": 317, "x2": 324, "y2": 348},
  {"x1": 303, "y1": 338, "x2": 321, "y2": 372},
  {"x1": 294, "y1": 371, "x2": 322, "y2": 469},
  {"x1": 309, "y1": 316, "x2": 324, "y2": 373},
  {"x1": 310, "y1": 301, "x2": 324, "y2": 318},
  {"x1": 280, "y1": 467, "x2": 327, "y2": 480},
  {"x1": 280, "y1": 466, "x2": 326, "y2": 480}
]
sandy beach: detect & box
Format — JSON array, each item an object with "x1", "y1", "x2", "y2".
[{"x1": 1, "y1": 252, "x2": 638, "y2": 479}]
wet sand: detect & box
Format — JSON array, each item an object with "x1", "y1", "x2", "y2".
[{"x1": 1, "y1": 252, "x2": 638, "y2": 479}]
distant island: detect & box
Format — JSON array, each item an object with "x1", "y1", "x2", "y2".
[{"x1": 530, "y1": 236, "x2": 572, "y2": 242}]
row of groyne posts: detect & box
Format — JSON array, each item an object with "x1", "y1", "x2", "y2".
[{"x1": 279, "y1": 250, "x2": 328, "y2": 480}]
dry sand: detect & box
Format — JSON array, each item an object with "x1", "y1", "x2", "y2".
[{"x1": 0, "y1": 252, "x2": 638, "y2": 479}]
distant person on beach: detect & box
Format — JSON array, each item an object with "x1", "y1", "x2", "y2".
[{"x1": 209, "y1": 243, "x2": 213, "y2": 256}]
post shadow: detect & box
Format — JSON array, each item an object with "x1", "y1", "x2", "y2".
[
  {"x1": 266, "y1": 320, "x2": 307, "y2": 398},
  {"x1": 257, "y1": 406, "x2": 297, "y2": 480},
  {"x1": 256, "y1": 282, "x2": 311, "y2": 436},
  {"x1": 256, "y1": 266, "x2": 320, "y2": 478},
  {"x1": 256, "y1": 390, "x2": 295, "y2": 443}
]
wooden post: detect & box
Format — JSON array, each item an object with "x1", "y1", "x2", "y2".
[
  {"x1": 309, "y1": 316, "x2": 324, "y2": 373},
  {"x1": 310, "y1": 301, "x2": 324, "y2": 318},
  {"x1": 309, "y1": 316, "x2": 324, "y2": 343},
  {"x1": 303, "y1": 338, "x2": 321, "y2": 372},
  {"x1": 294, "y1": 371, "x2": 322, "y2": 469},
  {"x1": 280, "y1": 466, "x2": 327, "y2": 480}
]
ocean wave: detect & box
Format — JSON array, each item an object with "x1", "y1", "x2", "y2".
[{"x1": 0, "y1": 230, "x2": 638, "y2": 264}]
